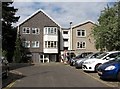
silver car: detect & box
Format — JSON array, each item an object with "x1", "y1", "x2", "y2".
[{"x1": 75, "y1": 52, "x2": 104, "y2": 69}]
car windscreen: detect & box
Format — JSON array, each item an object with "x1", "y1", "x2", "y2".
[
  {"x1": 96, "y1": 52, "x2": 108, "y2": 59},
  {"x1": 84, "y1": 54, "x2": 93, "y2": 58},
  {"x1": 110, "y1": 55, "x2": 120, "y2": 62}
]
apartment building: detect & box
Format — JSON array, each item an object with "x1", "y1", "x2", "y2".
[
  {"x1": 72, "y1": 20, "x2": 97, "y2": 55},
  {"x1": 17, "y1": 9, "x2": 61, "y2": 63},
  {"x1": 17, "y1": 9, "x2": 97, "y2": 63}
]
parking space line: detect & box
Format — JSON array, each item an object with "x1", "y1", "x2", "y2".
[
  {"x1": 82, "y1": 71, "x2": 116, "y2": 87},
  {"x1": 3, "y1": 81, "x2": 16, "y2": 89},
  {"x1": 3, "y1": 70, "x2": 23, "y2": 89}
]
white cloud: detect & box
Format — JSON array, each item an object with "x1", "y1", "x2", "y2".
[{"x1": 12, "y1": 2, "x2": 115, "y2": 27}]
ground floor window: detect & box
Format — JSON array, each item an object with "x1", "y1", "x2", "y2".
[{"x1": 77, "y1": 41, "x2": 86, "y2": 49}]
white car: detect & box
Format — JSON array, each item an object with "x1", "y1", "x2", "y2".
[{"x1": 82, "y1": 51, "x2": 120, "y2": 72}]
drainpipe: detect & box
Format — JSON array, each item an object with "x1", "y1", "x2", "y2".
[{"x1": 70, "y1": 22, "x2": 72, "y2": 59}]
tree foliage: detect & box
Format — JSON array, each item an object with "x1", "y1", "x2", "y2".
[
  {"x1": 2, "y1": 2, "x2": 20, "y2": 62},
  {"x1": 14, "y1": 36, "x2": 30, "y2": 63},
  {"x1": 92, "y1": 2, "x2": 120, "y2": 51}
]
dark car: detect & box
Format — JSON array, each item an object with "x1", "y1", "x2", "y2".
[
  {"x1": 97, "y1": 55, "x2": 120, "y2": 81},
  {"x1": 0, "y1": 57, "x2": 9, "y2": 79},
  {"x1": 75, "y1": 52, "x2": 104, "y2": 69},
  {"x1": 69, "y1": 52, "x2": 93, "y2": 66}
]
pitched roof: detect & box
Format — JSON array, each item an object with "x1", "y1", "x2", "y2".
[
  {"x1": 17, "y1": 9, "x2": 61, "y2": 27},
  {"x1": 72, "y1": 20, "x2": 96, "y2": 29}
]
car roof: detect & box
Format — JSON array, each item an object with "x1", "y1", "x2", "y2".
[{"x1": 106, "y1": 51, "x2": 120, "y2": 54}]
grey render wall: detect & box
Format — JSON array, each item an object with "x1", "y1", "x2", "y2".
[{"x1": 19, "y1": 11, "x2": 60, "y2": 53}]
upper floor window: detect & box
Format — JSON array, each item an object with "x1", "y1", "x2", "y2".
[
  {"x1": 44, "y1": 27, "x2": 57, "y2": 35},
  {"x1": 32, "y1": 41, "x2": 39, "y2": 48},
  {"x1": 32, "y1": 28, "x2": 40, "y2": 34},
  {"x1": 63, "y1": 31, "x2": 68, "y2": 34},
  {"x1": 77, "y1": 30, "x2": 86, "y2": 37},
  {"x1": 22, "y1": 27, "x2": 30, "y2": 34},
  {"x1": 77, "y1": 41, "x2": 86, "y2": 49},
  {"x1": 63, "y1": 39, "x2": 68, "y2": 42},
  {"x1": 23, "y1": 41, "x2": 30, "y2": 48}
]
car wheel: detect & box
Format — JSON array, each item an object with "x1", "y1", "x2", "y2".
[
  {"x1": 70, "y1": 62, "x2": 73, "y2": 66},
  {"x1": 117, "y1": 71, "x2": 120, "y2": 81},
  {"x1": 95, "y1": 64, "x2": 101, "y2": 72}
]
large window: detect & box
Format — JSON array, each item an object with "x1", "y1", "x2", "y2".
[
  {"x1": 77, "y1": 41, "x2": 86, "y2": 49},
  {"x1": 63, "y1": 31, "x2": 68, "y2": 34},
  {"x1": 63, "y1": 39, "x2": 68, "y2": 42},
  {"x1": 32, "y1": 41, "x2": 39, "y2": 48},
  {"x1": 22, "y1": 27, "x2": 30, "y2": 34},
  {"x1": 77, "y1": 30, "x2": 86, "y2": 37},
  {"x1": 23, "y1": 41, "x2": 30, "y2": 48},
  {"x1": 45, "y1": 41, "x2": 57, "y2": 48},
  {"x1": 44, "y1": 27, "x2": 57, "y2": 35},
  {"x1": 32, "y1": 28, "x2": 40, "y2": 34}
]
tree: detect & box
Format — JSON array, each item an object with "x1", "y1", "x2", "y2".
[
  {"x1": 14, "y1": 36, "x2": 30, "y2": 63},
  {"x1": 92, "y1": 2, "x2": 120, "y2": 51},
  {"x1": 2, "y1": 2, "x2": 20, "y2": 62}
]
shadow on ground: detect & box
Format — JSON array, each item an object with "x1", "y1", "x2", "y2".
[
  {"x1": 9, "y1": 63, "x2": 34, "y2": 70},
  {"x1": 2, "y1": 72, "x2": 26, "y2": 88}
]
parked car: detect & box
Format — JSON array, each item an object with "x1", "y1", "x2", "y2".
[
  {"x1": 69, "y1": 52, "x2": 93, "y2": 66},
  {"x1": 0, "y1": 57, "x2": 9, "y2": 78},
  {"x1": 75, "y1": 52, "x2": 104, "y2": 69},
  {"x1": 97, "y1": 55, "x2": 120, "y2": 81},
  {"x1": 82, "y1": 51, "x2": 120, "y2": 72}
]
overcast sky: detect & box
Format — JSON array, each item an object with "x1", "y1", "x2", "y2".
[{"x1": 12, "y1": 0, "x2": 117, "y2": 27}]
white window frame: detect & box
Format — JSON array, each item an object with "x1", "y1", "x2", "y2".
[
  {"x1": 44, "y1": 27, "x2": 57, "y2": 35},
  {"x1": 32, "y1": 41, "x2": 39, "y2": 48},
  {"x1": 76, "y1": 41, "x2": 86, "y2": 49},
  {"x1": 23, "y1": 41, "x2": 30, "y2": 48},
  {"x1": 76, "y1": 29, "x2": 86, "y2": 37},
  {"x1": 22, "y1": 27, "x2": 30, "y2": 34},
  {"x1": 45, "y1": 41, "x2": 57, "y2": 48},
  {"x1": 32, "y1": 28, "x2": 40, "y2": 34}
]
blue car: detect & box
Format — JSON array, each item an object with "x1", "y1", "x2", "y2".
[{"x1": 97, "y1": 56, "x2": 120, "y2": 81}]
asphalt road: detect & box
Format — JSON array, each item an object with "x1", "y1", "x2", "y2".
[{"x1": 2, "y1": 63, "x2": 120, "y2": 88}]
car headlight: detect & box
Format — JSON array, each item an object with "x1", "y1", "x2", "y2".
[
  {"x1": 105, "y1": 66, "x2": 116, "y2": 70},
  {"x1": 84, "y1": 61, "x2": 95, "y2": 64}
]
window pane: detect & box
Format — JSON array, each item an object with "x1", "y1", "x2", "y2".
[
  {"x1": 63, "y1": 31, "x2": 68, "y2": 34},
  {"x1": 45, "y1": 41, "x2": 47, "y2": 48},
  {"x1": 82, "y1": 30, "x2": 85, "y2": 36},
  {"x1": 77, "y1": 31, "x2": 80, "y2": 36}
]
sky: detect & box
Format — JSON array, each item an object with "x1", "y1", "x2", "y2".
[{"x1": 12, "y1": 0, "x2": 118, "y2": 28}]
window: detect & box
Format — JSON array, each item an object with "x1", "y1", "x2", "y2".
[
  {"x1": 32, "y1": 28, "x2": 40, "y2": 34},
  {"x1": 45, "y1": 41, "x2": 57, "y2": 48},
  {"x1": 22, "y1": 27, "x2": 30, "y2": 34},
  {"x1": 23, "y1": 41, "x2": 30, "y2": 48},
  {"x1": 63, "y1": 31, "x2": 68, "y2": 34},
  {"x1": 44, "y1": 27, "x2": 57, "y2": 35},
  {"x1": 77, "y1": 30, "x2": 86, "y2": 37},
  {"x1": 32, "y1": 41, "x2": 39, "y2": 48},
  {"x1": 77, "y1": 41, "x2": 86, "y2": 49},
  {"x1": 63, "y1": 39, "x2": 68, "y2": 42},
  {"x1": 64, "y1": 47, "x2": 68, "y2": 50}
]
